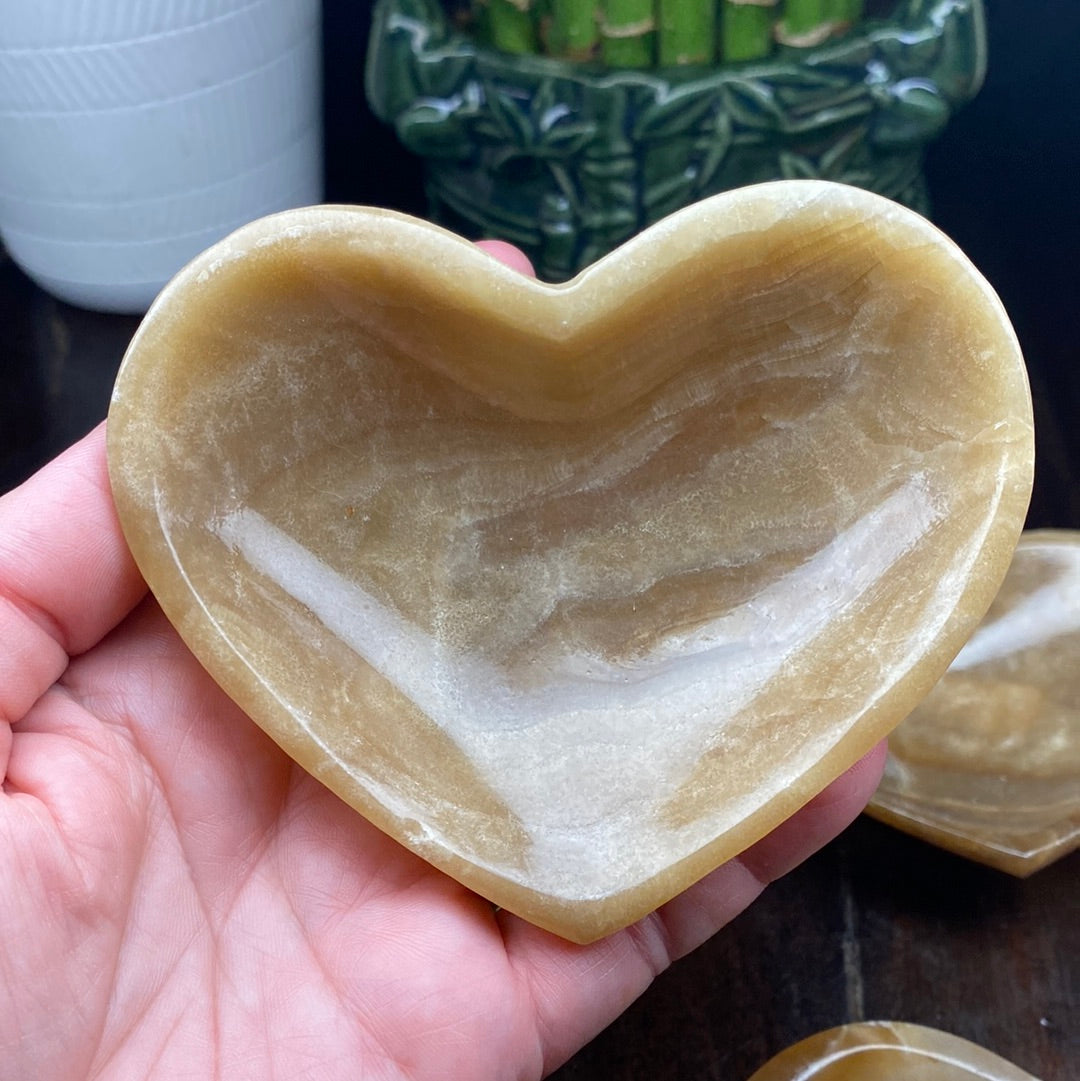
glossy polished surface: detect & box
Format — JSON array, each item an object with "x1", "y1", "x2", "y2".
[
  {"x1": 107, "y1": 180, "x2": 1033, "y2": 941},
  {"x1": 746, "y1": 1021, "x2": 1041, "y2": 1080},
  {"x1": 869, "y1": 531, "x2": 1080, "y2": 875}
]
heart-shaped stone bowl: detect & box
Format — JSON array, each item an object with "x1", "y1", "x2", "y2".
[
  {"x1": 107, "y1": 180, "x2": 1034, "y2": 942},
  {"x1": 745, "y1": 1021, "x2": 1041, "y2": 1080},
  {"x1": 868, "y1": 530, "x2": 1080, "y2": 875}
]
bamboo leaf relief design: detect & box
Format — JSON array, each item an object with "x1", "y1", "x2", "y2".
[
  {"x1": 817, "y1": 123, "x2": 869, "y2": 173},
  {"x1": 768, "y1": 65, "x2": 868, "y2": 100},
  {"x1": 470, "y1": 77, "x2": 601, "y2": 153},
  {"x1": 541, "y1": 122, "x2": 598, "y2": 152},
  {"x1": 782, "y1": 97, "x2": 874, "y2": 133},
  {"x1": 397, "y1": 102, "x2": 479, "y2": 155},
  {"x1": 695, "y1": 107, "x2": 734, "y2": 187},
  {"x1": 530, "y1": 75, "x2": 562, "y2": 122},
  {"x1": 876, "y1": 24, "x2": 943, "y2": 73},
  {"x1": 410, "y1": 53, "x2": 476, "y2": 99},
  {"x1": 719, "y1": 80, "x2": 788, "y2": 128},
  {"x1": 779, "y1": 149, "x2": 819, "y2": 178},
  {"x1": 482, "y1": 87, "x2": 537, "y2": 143},
  {"x1": 643, "y1": 168, "x2": 700, "y2": 214},
  {"x1": 631, "y1": 87, "x2": 720, "y2": 140}
]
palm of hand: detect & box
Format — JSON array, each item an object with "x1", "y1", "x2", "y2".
[
  {"x1": 1, "y1": 430, "x2": 883, "y2": 1081},
  {"x1": 7, "y1": 598, "x2": 542, "y2": 1080}
]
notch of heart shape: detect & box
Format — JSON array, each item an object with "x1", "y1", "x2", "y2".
[{"x1": 107, "y1": 180, "x2": 1034, "y2": 942}]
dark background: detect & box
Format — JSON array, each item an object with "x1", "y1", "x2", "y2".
[{"x1": 2, "y1": 1, "x2": 1078, "y2": 1077}]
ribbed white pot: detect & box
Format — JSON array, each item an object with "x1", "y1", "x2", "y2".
[{"x1": 0, "y1": 0, "x2": 323, "y2": 312}]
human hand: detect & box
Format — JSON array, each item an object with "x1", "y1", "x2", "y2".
[{"x1": 0, "y1": 243, "x2": 885, "y2": 1081}]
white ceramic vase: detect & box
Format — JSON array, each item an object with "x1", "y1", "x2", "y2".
[{"x1": 0, "y1": 1, "x2": 323, "y2": 313}]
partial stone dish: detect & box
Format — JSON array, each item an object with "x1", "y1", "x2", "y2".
[
  {"x1": 107, "y1": 180, "x2": 1034, "y2": 941},
  {"x1": 746, "y1": 1021, "x2": 1041, "y2": 1080},
  {"x1": 868, "y1": 530, "x2": 1080, "y2": 875}
]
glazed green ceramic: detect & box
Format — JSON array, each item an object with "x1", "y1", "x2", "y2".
[{"x1": 366, "y1": 0, "x2": 986, "y2": 280}]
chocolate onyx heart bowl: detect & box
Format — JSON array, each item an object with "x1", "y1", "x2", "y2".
[{"x1": 107, "y1": 180, "x2": 1034, "y2": 942}]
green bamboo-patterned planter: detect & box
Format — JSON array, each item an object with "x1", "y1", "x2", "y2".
[{"x1": 366, "y1": 0, "x2": 985, "y2": 281}]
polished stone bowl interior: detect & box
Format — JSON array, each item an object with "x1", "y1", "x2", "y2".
[{"x1": 107, "y1": 181, "x2": 1033, "y2": 941}]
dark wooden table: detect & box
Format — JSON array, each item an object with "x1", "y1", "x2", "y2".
[{"x1": 3, "y1": 2, "x2": 1077, "y2": 1077}]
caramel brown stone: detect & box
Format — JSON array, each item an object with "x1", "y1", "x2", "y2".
[
  {"x1": 746, "y1": 1021, "x2": 1041, "y2": 1080},
  {"x1": 868, "y1": 530, "x2": 1080, "y2": 875},
  {"x1": 106, "y1": 181, "x2": 1034, "y2": 942}
]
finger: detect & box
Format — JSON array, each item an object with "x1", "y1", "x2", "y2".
[
  {"x1": 733, "y1": 738, "x2": 888, "y2": 887},
  {"x1": 502, "y1": 742, "x2": 887, "y2": 1074},
  {"x1": 475, "y1": 239, "x2": 537, "y2": 278},
  {"x1": 654, "y1": 739, "x2": 888, "y2": 957},
  {"x1": 0, "y1": 423, "x2": 146, "y2": 727}
]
